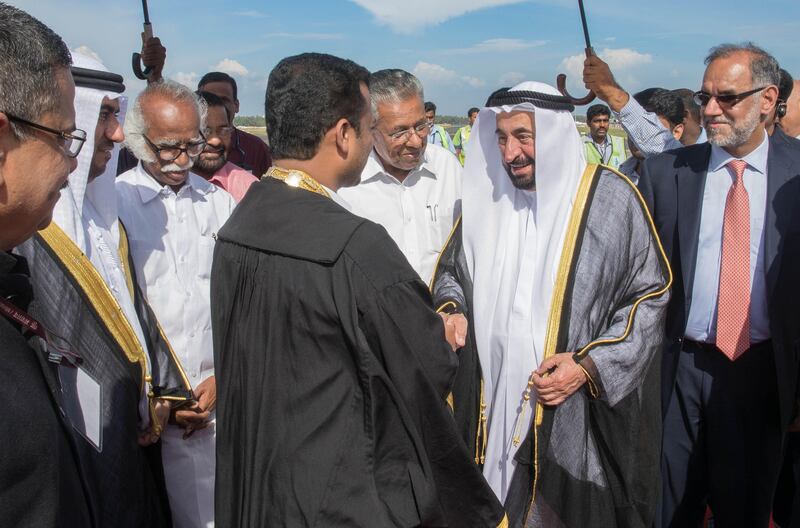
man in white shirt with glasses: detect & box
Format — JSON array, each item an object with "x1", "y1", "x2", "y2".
[{"x1": 339, "y1": 69, "x2": 462, "y2": 285}]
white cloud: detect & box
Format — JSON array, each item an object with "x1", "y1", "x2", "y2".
[
  {"x1": 558, "y1": 47, "x2": 653, "y2": 92},
  {"x1": 215, "y1": 59, "x2": 249, "y2": 77},
  {"x1": 233, "y1": 10, "x2": 267, "y2": 18},
  {"x1": 72, "y1": 45, "x2": 103, "y2": 64},
  {"x1": 498, "y1": 71, "x2": 526, "y2": 86},
  {"x1": 449, "y1": 38, "x2": 547, "y2": 54},
  {"x1": 172, "y1": 72, "x2": 199, "y2": 88},
  {"x1": 413, "y1": 62, "x2": 486, "y2": 88},
  {"x1": 264, "y1": 32, "x2": 344, "y2": 40},
  {"x1": 350, "y1": 0, "x2": 526, "y2": 33}
]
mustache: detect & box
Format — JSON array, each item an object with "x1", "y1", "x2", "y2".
[
  {"x1": 508, "y1": 154, "x2": 534, "y2": 168},
  {"x1": 161, "y1": 160, "x2": 194, "y2": 173},
  {"x1": 202, "y1": 144, "x2": 225, "y2": 154}
]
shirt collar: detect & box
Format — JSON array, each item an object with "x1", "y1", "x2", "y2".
[
  {"x1": 321, "y1": 184, "x2": 351, "y2": 211},
  {"x1": 361, "y1": 149, "x2": 437, "y2": 185},
  {"x1": 709, "y1": 132, "x2": 769, "y2": 174},
  {"x1": 132, "y1": 163, "x2": 216, "y2": 203}
]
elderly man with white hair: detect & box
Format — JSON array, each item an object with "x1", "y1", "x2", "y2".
[
  {"x1": 117, "y1": 80, "x2": 236, "y2": 528},
  {"x1": 431, "y1": 82, "x2": 671, "y2": 527}
]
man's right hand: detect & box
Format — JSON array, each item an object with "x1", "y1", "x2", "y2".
[
  {"x1": 583, "y1": 54, "x2": 630, "y2": 112},
  {"x1": 439, "y1": 312, "x2": 468, "y2": 351},
  {"x1": 170, "y1": 401, "x2": 211, "y2": 439}
]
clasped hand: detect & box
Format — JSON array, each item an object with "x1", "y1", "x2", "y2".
[{"x1": 532, "y1": 353, "x2": 587, "y2": 406}]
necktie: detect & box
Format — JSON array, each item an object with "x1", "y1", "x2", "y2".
[{"x1": 715, "y1": 159, "x2": 750, "y2": 360}]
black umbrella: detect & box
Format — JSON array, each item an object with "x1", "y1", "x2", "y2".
[{"x1": 131, "y1": 0, "x2": 154, "y2": 80}]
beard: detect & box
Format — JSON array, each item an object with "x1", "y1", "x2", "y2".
[
  {"x1": 705, "y1": 99, "x2": 762, "y2": 147},
  {"x1": 194, "y1": 146, "x2": 227, "y2": 174},
  {"x1": 503, "y1": 153, "x2": 536, "y2": 190}
]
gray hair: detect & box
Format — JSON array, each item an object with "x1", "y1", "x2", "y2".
[
  {"x1": 124, "y1": 79, "x2": 207, "y2": 163},
  {"x1": 0, "y1": 3, "x2": 72, "y2": 139},
  {"x1": 368, "y1": 69, "x2": 424, "y2": 119},
  {"x1": 705, "y1": 42, "x2": 781, "y2": 89}
]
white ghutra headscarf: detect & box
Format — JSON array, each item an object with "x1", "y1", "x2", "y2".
[{"x1": 461, "y1": 81, "x2": 586, "y2": 501}]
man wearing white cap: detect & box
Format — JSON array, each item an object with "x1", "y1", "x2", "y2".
[
  {"x1": 431, "y1": 82, "x2": 671, "y2": 527},
  {"x1": 15, "y1": 50, "x2": 192, "y2": 527}
]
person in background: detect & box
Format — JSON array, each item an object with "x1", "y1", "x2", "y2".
[
  {"x1": 582, "y1": 103, "x2": 626, "y2": 169},
  {"x1": 424, "y1": 100, "x2": 456, "y2": 154},
  {"x1": 453, "y1": 106, "x2": 479, "y2": 166},
  {"x1": 198, "y1": 72, "x2": 272, "y2": 177},
  {"x1": 193, "y1": 91, "x2": 257, "y2": 202}
]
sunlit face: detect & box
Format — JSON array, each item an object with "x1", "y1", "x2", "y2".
[
  {"x1": 194, "y1": 104, "x2": 230, "y2": 175},
  {"x1": 468, "y1": 111, "x2": 478, "y2": 126},
  {"x1": 0, "y1": 67, "x2": 77, "y2": 248},
  {"x1": 701, "y1": 52, "x2": 768, "y2": 148},
  {"x1": 140, "y1": 95, "x2": 203, "y2": 188},
  {"x1": 89, "y1": 96, "x2": 124, "y2": 180},
  {"x1": 425, "y1": 109, "x2": 435, "y2": 125},
  {"x1": 588, "y1": 113, "x2": 609, "y2": 142},
  {"x1": 496, "y1": 110, "x2": 535, "y2": 190},
  {"x1": 373, "y1": 96, "x2": 428, "y2": 174}
]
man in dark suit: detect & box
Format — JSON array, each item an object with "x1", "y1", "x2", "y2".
[{"x1": 639, "y1": 42, "x2": 800, "y2": 528}]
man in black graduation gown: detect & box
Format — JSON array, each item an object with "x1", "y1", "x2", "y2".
[
  {"x1": 211, "y1": 53, "x2": 506, "y2": 527},
  {"x1": 0, "y1": 5, "x2": 92, "y2": 526}
]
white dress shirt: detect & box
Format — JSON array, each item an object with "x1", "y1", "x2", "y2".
[
  {"x1": 685, "y1": 134, "x2": 770, "y2": 343},
  {"x1": 339, "y1": 144, "x2": 462, "y2": 283},
  {"x1": 116, "y1": 163, "x2": 236, "y2": 528}
]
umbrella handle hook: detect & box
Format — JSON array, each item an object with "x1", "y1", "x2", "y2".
[
  {"x1": 132, "y1": 22, "x2": 154, "y2": 81},
  {"x1": 557, "y1": 47, "x2": 596, "y2": 106}
]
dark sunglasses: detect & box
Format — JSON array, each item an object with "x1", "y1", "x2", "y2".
[{"x1": 693, "y1": 86, "x2": 767, "y2": 107}]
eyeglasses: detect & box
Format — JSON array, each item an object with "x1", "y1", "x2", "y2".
[
  {"x1": 203, "y1": 125, "x2": 233, "y2": 138},
  {"x1": 5, "y1": 113, "x2": 87, "y2": 158},
  {"x1": 387, "y1": 122, "x2": 431, "y2": 142},
  {"x1": 693, "y1": 86, "x2": 767, "y2": 107},
  {"x1": 142, "y1": 133, "x2": 207, "y2": 162}
]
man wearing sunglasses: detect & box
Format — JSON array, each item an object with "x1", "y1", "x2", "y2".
[
  {"x1": 638, "y1": 43, "x2": 800, "y2": 528},
  {"x1": 0, "y1": 4, "x2": 94, "y2": 526},
  {"x1": 117, "y1": 80, "x2": 236, "y2": 528}
]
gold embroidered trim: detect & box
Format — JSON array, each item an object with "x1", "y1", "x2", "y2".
[
  {"x1": 446, "y1": 392, "x2": 454, "y2": 411},
  {"x1": 436, "y1": 301, "x2": 458, "y2": 314},
  {"x1": 576, "y1": 363, "x2": 599, "y2": 399},
  {"x1": 38, "y1": 224, "x2": 147, "y2": 389},
  {"x1": 266, "y1": 166, "x2": 330, "y2": 198},
  {"x1": 475, "y1": 378, "x2": 488, "y2": 465},
  {"x1": 497, "y1": 514, "x2": 509, "y2": 528},
  {"x1": 428, "y1": 215, "x2": 462, "y2": 288},
  {"x1": 118, "y1": 223, "x2": 135, "y2": 300}
]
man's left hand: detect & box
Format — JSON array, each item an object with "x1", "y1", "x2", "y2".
[
  {"x1": 138, "y1": 398, "x2": 171, "y2": 446},
  {"x1": 141, "y1": 36, "x2": 166, "y2": 83},
  {"x1": 194, "y1": 375, "x2": 217, "y2": 414},
  {"x1": 532, "y1": 353, "x2": 587, "y2": 406}
]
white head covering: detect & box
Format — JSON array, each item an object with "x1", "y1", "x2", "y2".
[{"x1": 462, "y1": 81, "x2": 586, "y2": 500}]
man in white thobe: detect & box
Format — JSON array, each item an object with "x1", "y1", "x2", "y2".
[
  {"x1": 339, "y1": 69, "x2": 461, "y2": 284},
  {"x1": 117, "y1": 80, "x2": 236, "y2": 528}
]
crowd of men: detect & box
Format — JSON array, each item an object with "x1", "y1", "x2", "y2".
[{"x1": 2, "y1": 2, "x2": 800, "y2": 527}]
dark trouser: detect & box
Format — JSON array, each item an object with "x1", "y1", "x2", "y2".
[
  {"x1": 657, "y1": 340, "x2": 784, "y2": 528},
  {"x1": 774, "y1": 433, "x2": 800, "y2": 528}
]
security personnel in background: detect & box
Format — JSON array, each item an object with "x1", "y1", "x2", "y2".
[
  {"x1": 424, "y1": 101, "x2": 456, "y2": 154},
  {"x1": 583, "y1": 103, "x2": 626, "y2": 169},
  {"x1": 453, "y1": 106, "x2": 478, "y2": 166}
]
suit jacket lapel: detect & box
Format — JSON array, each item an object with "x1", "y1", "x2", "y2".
[
  {"x1": 765, "y1": 136, "x2": 796, "y2": 300},
  {"x1": 677, "y1": 144, "x2": 711, "y2": 313}
]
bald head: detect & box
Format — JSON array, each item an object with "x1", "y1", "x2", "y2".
[{"x1": 782, "y1": 79, "x2": 800, "y2": 138}]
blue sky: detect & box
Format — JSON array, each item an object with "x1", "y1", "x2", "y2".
[{"x1": 14, "y1": 0, "x2": 800, "y2": 117}]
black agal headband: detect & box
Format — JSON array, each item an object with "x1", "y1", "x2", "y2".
[
  {"x1": 485, "y1": 87, "x2": 575, "y2": 112},
  {"x1": 71, "y1": 66, "x2": 126, "y2": 94}
]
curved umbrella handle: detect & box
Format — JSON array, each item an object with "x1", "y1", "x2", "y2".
[
  {"x1": 556, "y1": 47, "x2": 596, "y2": 106},
  {"x1": 132, "y1": 22, "x2": 154, "y2": 81}
]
